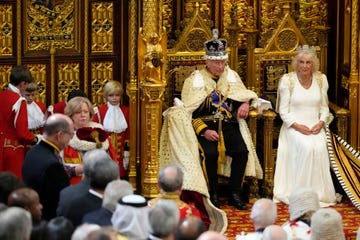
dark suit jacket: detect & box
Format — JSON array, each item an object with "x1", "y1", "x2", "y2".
[
  {"x1": 22, "y1": 140, "x2": 70, "y2": 220},
  {"x1": 57, "y1": 178, "x2": 90, "y2": 216},
  {"x1": 82, "y1": 207, "x2": 113, "y2": 226},
  {"x1": 60, "y1": 190, "x2": 102, "y2": 227}
]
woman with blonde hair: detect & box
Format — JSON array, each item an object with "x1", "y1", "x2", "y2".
[{"x1": 61, "y1": 96, "x2": 117, "y2": 184}]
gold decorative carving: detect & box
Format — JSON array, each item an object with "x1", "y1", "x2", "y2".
[
  {"x1": 24, "y1": 0, "x2": 79, "y2": 52},
  {"x1": 91, "y1": 2, "x2": 113, "y2": 53},
  {"x1": 0, "y1": 65, "x2": 13, "y2": 89},
  {"x1": 223, "y1": 0, "x2": 248, "y2": 48},
  {"x1": 90, "y1": 61, "x2": 113, "y2": 105},
  {"x1": 140, "y1": 84, "x2": 165, "y2": 197},
  {"x1": 0, "y1": 4, "x2": 13, "y2": 56},
  {"x1": 56, "y1": 63, "x2": 81, "y2": 102},
  {"x1": 139, "y1": 29, "x2": 166, "y2": 85},
  {"x1": 142, "y1": 0, "x2": 159, "y2": 39},
  {"x1": 275, "y1": 29, "x2": 298, "y2": 51}
]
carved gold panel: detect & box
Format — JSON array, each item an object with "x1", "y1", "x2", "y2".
[
  {"x1": 91, "y1": 2, "x2": 114, "y2": 53},
  {"x1": 0, "y1": 65, "x2": 13, "y2": 89},
  {"x1": 24, "y1": 0, "x2": 79, "y2": 52},
  {"x1": 0, "y1": 4, "x2": 13, "y2": 56},
  {"x1": 90, "y1": 61, "x2": 113, "y2": 105},
  {"x1": 57, "y1": 63, "x2": 81, "y2": 102},
  {"x1": 222, "y1": 0, "x2": 248, "y2": 48}
]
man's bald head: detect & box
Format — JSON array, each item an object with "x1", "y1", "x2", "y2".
[
  {"x1": 44, "y1": 114, "x2": 73, "y2": 135},
  {"x1": 175, "y1": 216, "x2": 206, "y2": 240},
  {"x1": 43, "y1": 113, "x2": 74, "y2": 150},
  {"x1": 197, "y1": 231, "x2": 227, "y2": 240}
]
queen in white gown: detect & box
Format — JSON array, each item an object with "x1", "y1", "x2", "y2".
[{"x1": 273, "y1": 45, "x2": 337, "y2": 207}]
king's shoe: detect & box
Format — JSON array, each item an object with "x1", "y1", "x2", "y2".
[
  {"x1": 210, "y1": 192, "x2": 220, "y2": 208},
  {"x1": 228, "y1": 192, "x2": 247, "y2": 210}
]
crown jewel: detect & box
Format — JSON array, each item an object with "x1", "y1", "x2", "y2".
[{"x1": 204, "y1": 29, "x2": 228, "y2": 60}]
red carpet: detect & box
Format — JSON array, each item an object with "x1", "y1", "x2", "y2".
[{"x1": 222, "y1": 198, "x2": 360, "y2": 240}]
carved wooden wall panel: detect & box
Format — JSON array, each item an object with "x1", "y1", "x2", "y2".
[{"x1": 0, "y1": 0, "x2": 128, "y2": 108}]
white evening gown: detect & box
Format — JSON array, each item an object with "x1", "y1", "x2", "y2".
[{"x1": 273, "y1": 72, "x2": 337, "y2": 207}]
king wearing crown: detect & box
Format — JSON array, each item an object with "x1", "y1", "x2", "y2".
[{"x1": 159, "y1": 29, "x2": 262, "y2": 233}]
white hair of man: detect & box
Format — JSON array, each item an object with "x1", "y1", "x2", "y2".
[
  {"x1": 262, "y1": 225, "x2": 287, "y2": 240},
  {"x1": 0, "y1": 206, "x2": 32, "y2": 240},
  {"x1": 102, "y1": 180, "x2": 133, "y2": 212},
  {"x1": 71, "y1": 223, "x2": 101, "y2": 240},
  {"x1": 82, "y1": 149, "x2": 112, "y2": 180},
  {"x1": 250, "y1": 198, "x2": 277, "y2": 230},
  {"x1": 148, "y1": 199, "x2": 179, "y2": 238}
]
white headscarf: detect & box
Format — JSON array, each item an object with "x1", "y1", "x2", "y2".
[{"x1": 111, "y1": 195, "x2": 150, "y2": 239}]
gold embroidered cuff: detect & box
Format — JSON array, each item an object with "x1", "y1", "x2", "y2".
[{"x1": 192, "y1": 118, "x2": 207, "y2": 135}]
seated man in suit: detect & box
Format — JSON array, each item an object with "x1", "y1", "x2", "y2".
[
  {"x1": 82, "y1": 179, "x2": 133, "y2": 226},
  {"x1": 57, "y1": 149, "x2": 119, "y2": 227}
]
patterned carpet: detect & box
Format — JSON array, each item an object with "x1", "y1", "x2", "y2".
[{"x1": 221, "y1": 197, "x2": 360, "y2": 240}]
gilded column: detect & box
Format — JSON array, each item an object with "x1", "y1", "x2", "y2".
[
  {"x1": 126, "y1": 0, "x2": 139, "y2": 190},
  {"x1": 138, "y1": 0, "x2": 167, "y2": 197},
  {"x1": 349, "y1": 0, "x2": 359, "y2": 150},
  {"x1": 262, "y1": 110, "x2": 276, "y2": 198},
  {"x1": 226, "y1": 3, "x2": 241, "y2": 71},
  {"x1": 241, "y1": 7, "x2": 259, "y2": 93}
]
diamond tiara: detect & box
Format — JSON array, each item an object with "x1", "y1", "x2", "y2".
[{"x1": 296, "y1": 45, "x2": 317, "y2": 55}]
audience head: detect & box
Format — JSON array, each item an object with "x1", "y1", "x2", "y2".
[
  {"x1": 310, "y1": 208, "x2": 345, "y2": 240},
  {"x1": 175, "y1": 216, "x2": 206, "y2": 240},
  {"x1": 112, "y1": 194, "x2": 150, "y2": 239},
  {"x1": 149, "y1": 200, "x2": 179, "y2": 239},
  {"x1": 0, "y1": 206, "x2": 32, "y2": 240},
  {"x1": 43, "y1": 113, "x2": 75, "y2": 150},
  {"x1": 289, "y1": 188, "x2": 320, "y2": 222},
  {"x1": 45, "y1": 216, "x2": 75, "y2": 240},
  {"x1": 82, "y1": 149, "x2": 109, "y2": 180},
  {"x1": 250, "y1": 198, "x2": 277, "y2": 230},
  {"x1": 7, "y1": 187, "x2": 43, "y2": 223},
  {"x1": 88, "y1": 153, "x2": 119, "y2": 191},
  {"x1": 71, "y1": 223, "x2": 101, "y2": 240},
  {"x1": 158, "y1": 164, "x2": 184, "y2": 193},
  {"x1": 197, "y1": 230, "x2": 227, "y2": 240},
  {"x1": 0, "y1": 202, "x2": 7, "y2": 211},
  {"x1": 102, "y1": 180, "x2": 133, "y2": 212},
  {"x1": 65, "y1": 96, "x2": 94, "y2": 128},
  {"x1": 0, "y1": 171, "x2": 25, "y2": 204},
  {"x1": 84, "y1": 227, "x2": 119, "y2": 240},
  {"x1": 10, "y1": 65, "x2": 34, "y2": 91},
  {"x1": 31, "y1": 220, "x2": 48, "y2": 240},
  {"x1": 262, "y1": 225, "x2": 287, "y2": 240}
]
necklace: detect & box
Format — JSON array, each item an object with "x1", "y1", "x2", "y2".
[{"x1": 297, "y1": 74, "x2": 312, "y2": 86}]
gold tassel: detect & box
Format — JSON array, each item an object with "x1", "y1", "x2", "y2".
[
  {"x1": 90, "y1": 130, "x2": 103, "y2": 148},
  {"x1": 217, "y1": 118, "x2": 226, "y2": 174}
]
